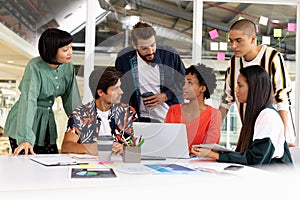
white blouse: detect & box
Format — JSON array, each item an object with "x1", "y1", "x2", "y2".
[{"x1": 253, "y1": 108, "x2": 285, "y2": 158}]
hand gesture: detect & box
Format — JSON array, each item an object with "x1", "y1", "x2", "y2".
[
  {"x1": 112, "y1": 142, "x2": 123, "y2": 156},
  {"x1": 143, "y1": 93, "x2": 168, "y2": 108}
]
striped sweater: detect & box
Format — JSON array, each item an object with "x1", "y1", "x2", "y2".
[{"x1": 220, "y1": 45, "x2": 292, "y2": 121}]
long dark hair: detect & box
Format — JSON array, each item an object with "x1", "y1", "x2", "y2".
[{"x1": 235, "y1": 65, "x2": 274, "y2": 152}]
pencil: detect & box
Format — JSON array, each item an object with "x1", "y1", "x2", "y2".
[{"x1": 122, "y1": 135, "x2": 129, "y2": 146}]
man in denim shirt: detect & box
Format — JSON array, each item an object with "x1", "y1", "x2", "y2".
[{"x1": 115, "y1": 22, "x2": 185, "y2": 123}]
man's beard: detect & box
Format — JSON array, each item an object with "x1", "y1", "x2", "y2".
[{"x1": 137, "y1": 50, "x2": 155, "y2": 63}]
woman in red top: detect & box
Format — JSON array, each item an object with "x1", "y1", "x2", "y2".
[{"x1": 165, "y1": 64, "x2": 222, "y2": 152}]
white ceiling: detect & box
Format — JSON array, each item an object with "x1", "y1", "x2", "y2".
[{"x1": 0, "y1": 24, "x2": 36, "y2": 79}]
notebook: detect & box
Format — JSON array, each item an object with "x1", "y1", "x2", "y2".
[{"x1": 132, "y1": 122, "x2": 190, "y2": 159}]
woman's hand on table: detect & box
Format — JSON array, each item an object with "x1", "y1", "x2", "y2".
[
  {"x1": 13, "y1": 142, "x2": 35, "y2": 156},
  {"x1": 191, "y1": 147, "x2": 219, "y2": 160}
]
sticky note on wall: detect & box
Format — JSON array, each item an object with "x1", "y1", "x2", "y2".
[
  {"x1": 259, "y1": 16, "x2": 268, "y2": 26},
  {"x1": 273, "y1": 29, "x2": 282, "y2": 37},
  {"x1": 209, "y1": 29, "x2": 219, "y2": 40},
  {"x1": 262, "y1": 36, "x2": 270, "y2": 45},
  {"x1": 219, "y1": 42, "x2": 228, "y2": 51},
  {"x1": 288, "y1": 23, "x2": 296, "y2": 32},
  {"x1": 217, "y1": 52, "x2": 225, "y2": 61},
  {"x1": 210, "y1": 42, "x2": 219, "y2": 51}
]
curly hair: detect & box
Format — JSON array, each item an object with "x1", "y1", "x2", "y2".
[{"x1": 185, "y1": 63, "x2": 217, "y2": 99}]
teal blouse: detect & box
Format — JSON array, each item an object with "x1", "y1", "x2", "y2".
[{"x1": 4, "y1": 56, "x2": 82, "y2": 146}]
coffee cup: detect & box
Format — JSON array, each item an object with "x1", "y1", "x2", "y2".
[{"x1": 97, "y1": 135, "x2": 114, "y2": 161}]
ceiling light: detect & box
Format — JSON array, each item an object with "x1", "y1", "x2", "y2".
[
  {"x1": 64, "y1": 13, "x2": 73, "y2": 19},
  {"x1": 7, "y1": 60, "x2": 14, "y2": 64},
  {"x1": 125, "y1": 4, "x2": 131, "y2": 10},
  {"x1": 121, "y1": 16, "x2": 140, "y2": 28}
]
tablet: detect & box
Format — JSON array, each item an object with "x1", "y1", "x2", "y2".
[{"x1": 192, "y1": 144, "x2": 233, "y2": 152}]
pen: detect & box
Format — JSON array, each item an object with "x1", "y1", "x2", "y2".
[
  {"x1": 134, "y1": 135, "x2": 142, "y2": 146},
  {"x1": 57, "y1": 162, "x2": 89, "y2": 166},
  {"x1": 137, "y1": 138, "x2": 144, "y2": 147},
  {"x1": 129, "y1": 139, "x2": 133, "y2": 146}
]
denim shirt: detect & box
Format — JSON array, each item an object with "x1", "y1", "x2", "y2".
[{"x1": 115, "y1": 45, "x2": 186, "y2": 118}]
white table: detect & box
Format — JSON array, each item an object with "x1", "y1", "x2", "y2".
[{"x1": 0, "y1": 154, "x2": 299, "y2": 200}]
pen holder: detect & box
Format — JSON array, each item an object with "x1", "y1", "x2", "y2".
[{"x1": 123, "y1": 146, "x2": 141, "y2": 163}]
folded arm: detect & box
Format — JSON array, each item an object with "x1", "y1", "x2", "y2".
[{"x1": 61, "y1": 131, "x2": 98, "y2": 155}]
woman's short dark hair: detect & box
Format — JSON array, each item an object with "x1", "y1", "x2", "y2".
[
  {"x1": 131, "y1": 22, "x2": 156, "y2": 45},
  {"x1": 89, "y1": 67, "x2": 122, "y2": 99},
  {"x1": 185, "y1": 63, "x2": 217, "y2": 99},
  {"x1": 38, "y1": 28, "x2": 73, "y2": 64}
]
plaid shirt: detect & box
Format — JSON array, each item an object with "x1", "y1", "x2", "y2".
[{"x1": 66, "y1": 100, "x2": 137, "y2": 144}]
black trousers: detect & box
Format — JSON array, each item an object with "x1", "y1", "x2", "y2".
[{"x1": 9, "y1": 124, "x2": 58, "y2": 155}]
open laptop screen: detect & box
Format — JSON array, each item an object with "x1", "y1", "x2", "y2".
[{"x1": 132, "y1": 122, "x2": 189, "y2": 159}]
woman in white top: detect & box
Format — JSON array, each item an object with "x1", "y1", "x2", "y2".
[{"x1": 192, "y1": 65, "x2": 293, "y2": 166}]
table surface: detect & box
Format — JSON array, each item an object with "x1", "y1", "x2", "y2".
[{"x1": 0, "y1": 154, "x2": 299, "y2": 199}]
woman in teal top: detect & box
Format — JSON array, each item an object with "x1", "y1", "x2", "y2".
[{"x1": 4, "y1": 28, "x2": 82, "y2": 156}]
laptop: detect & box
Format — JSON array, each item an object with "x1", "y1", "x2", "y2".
[{"x1": 132, "y1": 122, "x2": 190, "y2": 159}]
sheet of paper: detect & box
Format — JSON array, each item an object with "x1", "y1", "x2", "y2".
[{"x1": 112, "y1": 163, "x2": 154, "y2": 174}]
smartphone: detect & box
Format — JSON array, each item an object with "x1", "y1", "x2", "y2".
[
  {"x1": 141, "y1": 92, "x2": 154, "y2": 98},
  {"x1": 224, "y1": 165, "x2": 244, "y2": 171},
  {"x1": 141, "y1": 92, "x2": 154, "y2": 104}
]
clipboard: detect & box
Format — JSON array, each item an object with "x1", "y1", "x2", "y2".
[{"x1": 30, "y1": 156, "x2": 89, "y2": 166}]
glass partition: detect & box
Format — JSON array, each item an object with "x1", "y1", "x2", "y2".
[
  {"x1": 201, "y1": 1, "x2": 297, "y2": 148},
  {"x1": 0, "y1": 0, "x2": 298, "y2": 151}
]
